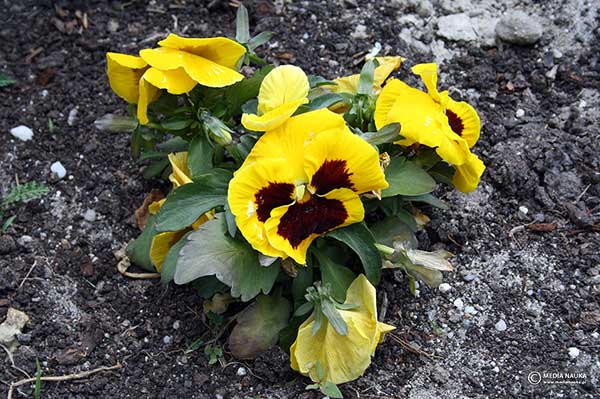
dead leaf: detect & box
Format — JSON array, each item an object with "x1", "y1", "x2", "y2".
[
  {"x1": 135, "y1": 189, "x2": 165, "y2": 230},
  {"x1": 276, "y1": 52, "x2": 294, "y2": 61},
  {"x1": 527, "y1": 223, "x2": 557, "y2": 232}
]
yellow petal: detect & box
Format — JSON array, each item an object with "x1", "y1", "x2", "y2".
[
  {"x1": 445, "y1": 97, "x2": 481, "y2": 148},
  {"x1": 373, "y1": 56, "x2": 403, "y2": 89},
  {"x1": 411, "y1": 63, "x2": 441, "y2": 102},
  {"x1": 304, "y1": 127, "x2": 388, "y2": 195},
  {"x1": 257, "y1": 65, "x2": 310, "y2": 115},
  {"x1": 106, "y1": 52, "x2": 148, "y2": 103},
  {"x1": 290, "y1": 275, "x2": 393, "y2": 384},
  {"x1": 380, "y1": 80, "x2": 446, "y2": 149},
  {"x1": 452, "y1": 152, "x2": 485, "y2": 193},
  {"x1": 148, "y1": 199, "x2": 165, "y2": 215},
  {"x1": 142, "y1": 66, "x2": 197, "y2": 95},
  {"x1": 150, "y1": 230, "x2": 187, "y2": 272},
  {"x1": 435, "y1": 132, "x2": 470, "y2": 165},
  {"x1": 168, "y1": 152, "x2": 193, "y2": 187},
  {"x1": 137, "y1": 75, "x2": 160, "y2": 125},
  {"x1": 140, "y1": 47, "x2": 244, "y2": 88},
  {"x1": 243, "y1": 109, "x2": 346, "y2": 178},
  {"x1": 241, "y1": 98, "x2": 308, "y2": 132},
  {"x1": 158, "y1": 33, "x2": 247, "y2": 69},
  {"x1": 228, "y1": 158, "x2": 297, "y2": 259},
  {"x1": 265, "y1": 188, "x2": 364, "y2": 265},
  {"x1": 330, "y1": 74, "x2": 360, "y2": 94}
]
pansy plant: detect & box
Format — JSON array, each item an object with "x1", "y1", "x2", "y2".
[{"x1": 99, "y1": 4, "x2": 486, "y2": 397}]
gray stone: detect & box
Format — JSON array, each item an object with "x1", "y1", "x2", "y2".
[
  {"x1": 495, "y1": 11, "x2": 543, "y2": 45},
  {"x1": 495, "y1": 319, "x2": 507, "y2": 332},
  {"x1": 437, "y1": 13, "x2": 477, "y2": 42},
  {"x1": 0, "y1": 308, "x2": 29, "y2": 352},
  {"x1": 83, "y1": 209, "x2": 97, "y2": 222},
  {"x1": 472, "y1": 17, "x2": 498, "y2": 47},
  {"x1": 351, "y1": 24, "x2": 369, "y2": 40}
]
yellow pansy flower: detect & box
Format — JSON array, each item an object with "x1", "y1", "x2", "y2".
[
  {"x1": 330, "y1": 56, "x2": 404, "y2": 95},
  {"x1": 290, "y1": 274, "x2": 395, "y2": 384},
  {"x1": 241, "y1": 65, "x2": 310, "y2": 131},
  {"x1": 107, "y1": 34, "x2": 246, "y2": 125},
  {"x1": 148, "y1": 152, "x2": 212, "y2": 271},
  {"x1": 374, "y1": 63, "x2": 485, "y2": 192},
  {"x1": 228, "y1": 109, "x2": 388, "y2": 264}
]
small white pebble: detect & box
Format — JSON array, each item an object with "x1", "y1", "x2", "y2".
[
  {"x1": 236, "y1": 367, "x2": 247, "y2": 376},
  {"x1": 438, "y1": 283, "x2": 452, "y2": 293},
  {"x1": 163, "y1": 335, "x2": 173, "y2": 345},
  {"x1": 518, "y1": 206, "x2": 529, "y2": 215},
  {"x1": 568, "y1": 347, "x2": 580, "y2": 359},
  {"x1": 453, "y1": 298, "x2": 464, "y2": 310},
  {"x1": 68, "y1": 107, "x2": 78, "y2": 126},
  {"x1": 495, "y1": 319, "x2": 507, "y2": 332},
  {"x1": 41, "y1": 90, "x2": 49, "y2": 98},
  {"x1": 591, "y1": 332, "x2": 599, "y2": 339},
  {"x1": 10, "y1": 125, "x2": 33, "y2": 141},
  {"x1": 83, "y1": 209, "x2": 97, "y2": 222},
  {"x1": 515, "y1": 108, "x2": 525, "y2": 118},
  {"x1": 173, "y1": 320, "x2": 181, "y2": 330},
  {"x1": 464, "y1": 306, "x2": 477, "y2": 315},
  {"x1": 50, "y1": 161, "x2": 67, "y2": 179},
  {"x1": 492, "y1": 366, "x2": 500, "y2": 372}
]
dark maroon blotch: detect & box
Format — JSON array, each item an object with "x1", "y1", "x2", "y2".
[
  {"x1": 446, "y1": 109, "x2": 464, "y2": 136},
  {"x1": 310, "y1": 159, "x2": 354, "y2": 195},
  {"x1": 254, "y1": 182, "x2": 295, "y2": 222}
]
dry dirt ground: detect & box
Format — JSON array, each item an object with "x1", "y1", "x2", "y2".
[{"x1": 1, "y1": 0, "x2": 599, "y2": 398}]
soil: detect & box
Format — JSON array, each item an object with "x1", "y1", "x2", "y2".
[{"x1": 1, "y1": 0, "x2": 599, "y2": 398}]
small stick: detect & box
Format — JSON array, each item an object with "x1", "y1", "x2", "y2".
[
  {"x1": 18, "y1": 260, "x2": 38, "y2": 289},
  {"x1": 388, "y1": 333, "x2": 441, "y2": 360},
  {"x1": 8, "y1": 364, "x2": 122, "y2": 399}
]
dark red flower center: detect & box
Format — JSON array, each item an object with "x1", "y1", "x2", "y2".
[
  {"x1": 255, "y1": 182, "x2": 295, "y2": 222},
  {"x1": 446, "y1": 109, "x2": 464, "y2": 136},
  {"x1": 310, "y1": 159, "x2": 354, "y2": 195},
  {"x1": 277, "y1": 196, "x2": 348, "y2": 248}
]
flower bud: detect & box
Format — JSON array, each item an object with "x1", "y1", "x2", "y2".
[
  {"x1": 201, "y1": 112, "x2": 233, "y2": 146},
  {"x1": 94, "y1": 114, "x2": 138, "y2": 132}
]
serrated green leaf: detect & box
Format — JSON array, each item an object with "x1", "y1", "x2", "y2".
[
  {"x1": 327, "y1": 223, "x2": 381, "y2": 284},
  {"x1": 382, "y1": 157, "x2": 437, "y2": 197},
  {"x1": 0, "y1": 73, "x2": 16, "y2": 88},
  {"x1": 315, "y1": 251, "x2": 355, "y2": 303},
  {"x1": 155, "y1": 181, "x2": 227, "y2": 232},
  {"x1": 1, "y1": 181, "x2": 50, "y2": 208},
  {"x1": 228, "y1": 293, "x2": 291, "y2": 359},
  {"x1": 174, "y1": 216, "x2": 279, "y2": 301},
  {"x1": 188, "y1": 134, "x2": 214, "y2": 178},
  {"x1": 126, "y1": 214, "x2": 158, "y2": 272}
]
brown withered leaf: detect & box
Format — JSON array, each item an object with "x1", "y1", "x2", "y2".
[
  {"x1": 276, "y1": 52, "x2": 294, "y2": 61},
  {"x1": 527, "y1": 223, "x2": 557, "y2": 232},
  {"x1": 135, "y1": 189, "x2": 165, "y2": 230},
  {"x1": 36, "y1": 68, "x2": 56, "y2": 86}
]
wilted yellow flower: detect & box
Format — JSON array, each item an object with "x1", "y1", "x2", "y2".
[
  {"x1": 241, "y1": 65, "x2": 309, "y2": 131},
  {"x1": 229, "y1": 109, "x2": 388, "y2": 264},
  {"x1": 330, "y1": 56, "x2": 403, "y2": 95},
  {"x1": 290, "y1": 275, "x2": 394, "y2": 384},
  {"x1": 148, "y1": 152, "x2": 212, "y2": 271},
  {"x1": 374, "y1": 63, "x2": 485, "y2": 192},
  {"x1": 107, "y1": 34, "x2": 246, "y2": 125}
]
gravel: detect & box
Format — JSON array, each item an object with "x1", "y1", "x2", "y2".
[
  {"x1": 9, "y1": 125, "x2": 33, "y2": 141},
  {"x1": 495, "y1": 10, "x2": 543, "y2": 45}
]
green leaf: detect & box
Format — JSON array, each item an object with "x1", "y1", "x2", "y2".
[
  {"x1": 370, "y1": 215, "x2": 417, "y2": 248},
  {"x1": 305, "y1": 383, "x2": 320, "y2": 391},
  {"x1": 142, "y1": 158, "x2": 169, "y2": 179},
  {"x1": 322, "y1": 381, "x2": 343, "y2": 398},
  {"x1": 174, "y1": 216, "x2": 279, "y2": 301},
  {"x1": 34, "y1": 358, "x2": 42, "y2": 399},
  {"x1": 224, "y1": 202, "x2": 237, "y2": 238},
  {"x1": 1, "y1": 215, "x2": 17, "y2": 233},
  {"x1": 382, "y1": 157, "x2": 437, "y2": 197},
  {"x1": 248, "y1": 31, "x2": 274, "y2": 50},
  {"x1": 357, "y1": 59, "x2": 376, "y2": 95},
  {"x1": 204, "y1": 344, "x2": 223, "y2": 365},
  {"x1": 405, "y1": 264, "x2": 443, "y2": 288},
  {"x1": 296, "y1": 93, "x2": 345, "y2": 114},
  {"x1": 191, "y1": 276, "x2": 229, "y2": 299},
  {"x1": 1, "y1": 181, "x2": 49, "y2": 208},
  {"x1": 408, "y1": 275, "x2": 417, "y2": 296},
  {"x1": 327, "y1": 223, "x2": 381, "y2": 284},
  {"x1": 126, "y1": 214, "x2": 158, "y2": 272},
  {"x1": 308, "y1": 74, "x2": 337, "y2": 88},
  {"x1": 160, "y1": 116, "x2": 193, "y2": 131},
  {"x1": 155, "y1": 182, "x2": 227, "y2": 232},
  {"x1": 402, "y1": 193, "x2": 449, "y2": 209},
  {"x1": 315, "y1": 252, "x2": 355, "y2": 302},
  {"x1": 188, "y1": 134, "x2": 214, "y2": 178},
  {"x1": 316, "y1": 360, "x2": 325, "y2": 380},
  {"x1": 0, "y1": 73, "x2": 16, "y2": 88},
  {"x1": 428, "y1": 162, "x2": 456, "y2": 185},
  {"x1": 156, "y1": 136, "x2": 188, "y2": 153},
  {"x1": 292, "y1": 266, "x2": 314, "y2": 304},
  {"x1": 159, "y1": 231, "x2": 192, "y2": 284},
  {"x1": 235, "y1": 3, "x2": 250, "y2": 43},
  {"x1": 228, "y1": 293, "x2": 291, "y2": 359},
  {"x1": 321, "y1": 299, "x2": 348, "y2": 336},
  {"x1": 360, "y1": 122, "x2": 400, "y2": 145},
  {"x1": 294, "y1": 302, "x2": 314, "y2": 317}
]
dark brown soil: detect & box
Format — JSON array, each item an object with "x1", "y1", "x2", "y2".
[{"x1": 1, "y1": 1, "x2": 599, "y2": 398}]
